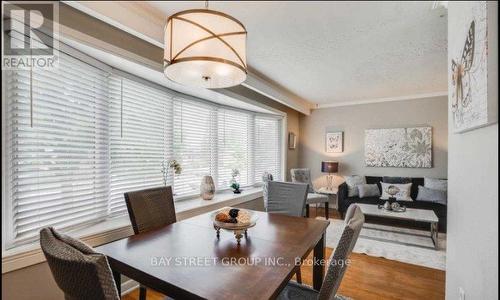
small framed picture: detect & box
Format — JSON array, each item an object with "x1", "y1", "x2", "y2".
[
  {"x1": 326, "y1": 132, "x2": 343, "y2": 153},
  {"x1": 288, "y1": 132, "x2": 297, "y2": 149}
]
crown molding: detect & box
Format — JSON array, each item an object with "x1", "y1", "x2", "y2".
[
  {"x1": 243, "y1": 73, "x2": 313, "y2": 115},
  {"x1": 63, "y1": 1, "x2": 164, "y2": 48},
  {"x1": 314, "y1": 91, "x2": 448, "y2": 109}
]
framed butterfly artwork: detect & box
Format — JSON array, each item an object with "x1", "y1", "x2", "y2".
[
  {"x1": 326, "y1": 132, "x2": 343, "y2": 153},
  {"x1": 449, "y1": 1, "x2": 497, "y2": 133}
]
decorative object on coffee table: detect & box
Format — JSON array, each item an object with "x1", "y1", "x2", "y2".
[
  {"x1": 212, "y1": 207, "x2": 258, "y2": 244},
  {"x1": 391, "y1": 202, "x2": 404, "y2": 211},
  {"x1": 378, "y1": 201, "x2": 406, "y2": 212},
  {"x1": 365, "y1": 127, "x2": 432, "y2": 168},
  {"x1": 321, "y1": 161, "x2": 339, "y2": 191},
  {"x1": 382, "y1": 200, "x2": 392, "y2": 211},
  {"x1": 325, "y1": 131, "x2": 343, "y2": 153},
  {"x1": 200, "y1": 175, "x2": 215, "y2": 200}
]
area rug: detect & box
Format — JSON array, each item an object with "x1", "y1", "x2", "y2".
[{"x1": 318, "y1": 218, "x2": 446, "y2": 270}]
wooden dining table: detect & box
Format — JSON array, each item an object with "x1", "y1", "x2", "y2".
[{"x1": 96, "y1": 210, "x2": 330, "y2": 300}]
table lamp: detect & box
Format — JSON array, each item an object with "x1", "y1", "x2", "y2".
[{"x1": 321, "y1": 161, "x2": 339, "y2": 190}]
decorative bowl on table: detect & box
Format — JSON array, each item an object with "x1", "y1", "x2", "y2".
[
  {"x1": 390, "y1": 202, "x2": 407, "y2": 212},
  {"x1": 378, "y1": 201, "x2": 406, "y2": 212},
  {"x1": 211, "y1": 207, "x2": 258, "y2": 244}
]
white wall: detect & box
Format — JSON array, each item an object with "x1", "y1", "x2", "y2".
[
  {"x1": 446, "y1": 2, "x2": 498, "y2": 300},
  {"x1": 299, "y1": 96, "x2": 448, "y2": 188}
]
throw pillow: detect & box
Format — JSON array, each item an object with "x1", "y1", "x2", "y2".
[
  {"x1": 358, "y1": 184, "x2": 381, "y2": 198},
  {"x1": 380, "y1": 182, "x2": 413, "y2": 201},
  {"x1": 344, "y1": 175, "x2": 366, "y2": 197},
  {"x1": 416, "y1": 186, "x2": 447, "y2": 205},
  {"x1": 424, "y1": 177, "x2": 447, "y2": 192},
  {"x1": 382, "y1": 176, "x2": 412, "y2": 184}
]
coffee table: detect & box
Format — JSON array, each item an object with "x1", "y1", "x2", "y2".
[{"x1": 356, "y1": 203, "x2": 439, "y2": 249}]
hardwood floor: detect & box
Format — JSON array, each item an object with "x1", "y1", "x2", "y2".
[{"x1": 123, "y1": 207, "x2": 445, "y2": 300}]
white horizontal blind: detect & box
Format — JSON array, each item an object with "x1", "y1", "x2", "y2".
[
  {"x1": 254, "y1": 116, "x2": 282, "y2": 182},
  {"x1": 108, "y1": 76, "x2": 173, "y2": 215},
  {"x1": 6, "y1": 50, "x2": 110, "y2": 243},
  {"x1": 217, "y1": 109, "x2": 252, "y2": 188},
  {"x1": 173, "y1": 99, "x2": 215, "y2": 197},
  {"x1": 4, "y1": 31, "x2": 284, "y2": 248}
]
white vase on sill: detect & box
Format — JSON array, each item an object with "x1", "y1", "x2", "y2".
[{"x1": 200, "y1": 175, "x2": 215, "y2": 200}]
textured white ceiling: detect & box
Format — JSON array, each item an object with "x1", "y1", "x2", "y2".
[{"x1": 148, "y1": 1, "x2": 448, "y2": 105}]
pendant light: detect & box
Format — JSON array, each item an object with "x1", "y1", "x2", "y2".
[{"x1": 164, "y1": 1, "x2": 247, "y2": 89}]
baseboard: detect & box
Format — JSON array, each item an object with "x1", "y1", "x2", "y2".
[{"x1": 121, "y1": 279, "x2": 140, "y2": 296}]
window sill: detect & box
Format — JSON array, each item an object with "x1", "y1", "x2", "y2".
[{"x1": 1, "y1": 187, "x2": 263, "y2": 274}]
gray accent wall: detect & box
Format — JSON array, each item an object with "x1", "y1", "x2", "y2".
[
  {"x1": 446, "y1": 2, "x2": 498, "y2": 299},
  {"x1": 299, "y1": 96, "x2": 448, "y2": 187}
]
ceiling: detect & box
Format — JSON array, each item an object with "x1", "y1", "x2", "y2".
[{"x1": 148, "y1": 1, "x2": 448, "y2": 106}]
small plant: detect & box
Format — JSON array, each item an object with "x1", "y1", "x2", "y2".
[
  {"x1": 161, "y1": 159, "x2": 182, "y2": 186},
  {"x1": 230, "y1": 182, "x2": 241, "y2": 193},
  {"x1": 230, "y1": 168, "x2": 241, "y2": 194}
]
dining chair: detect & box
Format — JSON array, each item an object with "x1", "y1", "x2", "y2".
[
  {"x1": 277, "y1": 204, "x2": 365, "y2": 300},
  {"x1": 124, "y1": 186, "x2": 176, "y2": 300},
  {"x1": 124, "y1": 186, "x2": 177, "y2": 234},
  {"x1": 40, "y1": 227, "x2": 120, "y2": 300},
  {"x1": 266, "y1": 181, "x2": 309, "y2": 217},
  {"x1": 262, "y1": 172, "x2": 274, "y2": 210},
  {"x1": 265, "y1": 180, "x2": 308, "y2": 283},
  {"x1": 290, "y1": 168, "x2": 330, "y2": 219}
]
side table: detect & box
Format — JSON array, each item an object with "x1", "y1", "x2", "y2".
[{"x1": 317, "y1": 187, "x2": 338, "y2": 219}]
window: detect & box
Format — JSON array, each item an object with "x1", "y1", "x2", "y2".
[
  {"x1": 217, "y1": 109, "x2": 252, "y2": 188},
  {"x1": 3, "y1": 45, "x2": 283, "y2": 248},
  {"x1": 254, "y1": 116, "x2": 282, "y2": 183},
  {"x1": 108, "y1": 76, "x2": 173, "y2": 216},
  {"x1": 4, "y1": 53, "x2": 110, "y2": 245},
  {"x1": 173, "y1": 99, "x2": 214, "y2": 197}
]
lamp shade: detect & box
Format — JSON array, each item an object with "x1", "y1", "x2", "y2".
[
  {"x1": 164, "y1": 9, "x2": 247, "y2": 89},
  {"x1": 321, "y1": 161, "x2": 339, "y2": 173}
]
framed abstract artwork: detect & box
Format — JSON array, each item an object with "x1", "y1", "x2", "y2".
[
  {"x1": 365, "y1": 127, "x2": 432, "y2": 168},
  {"x1": 449, "y1": 1, "x2": 497, "y2": 133},
  {"x1": 326, "y1": 132, "x2": 343, "y2": 153}
]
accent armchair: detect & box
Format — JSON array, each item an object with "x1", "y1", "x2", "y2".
[{"x1": 290, "y1": 168, "x2": 331, "y2": 219}]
